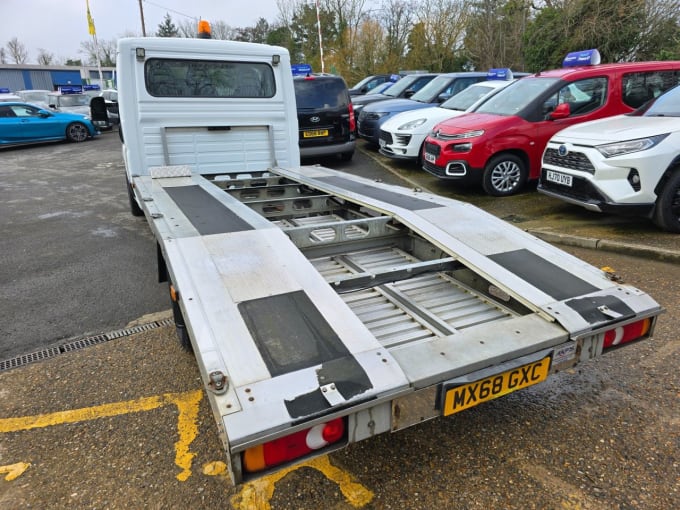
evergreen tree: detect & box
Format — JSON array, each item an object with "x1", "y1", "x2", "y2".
[{"x1": 157, "y1": 13, "x2": 180, "y2": 38}]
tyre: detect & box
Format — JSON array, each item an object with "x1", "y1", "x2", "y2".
[
  {"x1": 653, "y1": 171, "x2": 680, "y2": 233},
  {"x1": 126, "y1": 176, "x2": 144, "y2": 217},
  {"x1": 65, "y1": 122, "x2": 89, "y2": 143},
  {"x1": 339, "y1": 150, "x2": 354, "y2": 162},
  {"x1": 482, "y1": 153, "x2": 528, "y2": 196}
]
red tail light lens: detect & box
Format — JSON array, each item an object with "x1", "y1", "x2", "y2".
[
  {"x1": 348, "y1": 102, "x2": 356, "y2": 133},
  {"x1": 243, "y1": 417, "x2": 346, "y2": 473},
  {"x1": 603, "y1": 318, "x2": 651, "y2": 349}
]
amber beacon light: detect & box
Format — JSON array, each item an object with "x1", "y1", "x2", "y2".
[{"x1": 197, "y1": 20, "x2": 211, "y2": 39}]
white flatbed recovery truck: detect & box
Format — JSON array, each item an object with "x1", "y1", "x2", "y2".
[{"x1": 117, "y1": 36, "x2": 663, "y2": 484}]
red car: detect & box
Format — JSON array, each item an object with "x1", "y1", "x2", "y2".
[{"x1": 422, "y1": 51, "x2": 680, "y2": 196}]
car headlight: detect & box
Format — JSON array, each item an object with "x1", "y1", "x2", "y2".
[
  {"x1": 596, "y1": 134, "x2": 669, "y2": 158},
  {"x1": 398, "y1": 118, "x2": 427, "y2": 130}
]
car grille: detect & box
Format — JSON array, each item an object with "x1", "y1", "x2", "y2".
[
  {"x1": 422, "y1": 160, "x2": 446, "y2": 177},
  {"x1": 379, "y1": 130, "x2": 393, "y2": 144},
  {"x1": 543, "y1": 148, "x2": 595, "y2": 174},
  {"x1": 424, "y1": 141, "x2": 441, "y2": 158}
]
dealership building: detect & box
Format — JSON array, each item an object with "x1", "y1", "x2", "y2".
[{"x1": 0, "y1": 63, "x2": 116, "y2": 91}]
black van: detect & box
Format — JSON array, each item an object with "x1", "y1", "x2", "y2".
[{"x1": 293, "y1": 74, "x2": 355, "y2": 162}]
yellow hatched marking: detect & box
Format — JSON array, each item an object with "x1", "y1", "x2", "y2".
[
  {"x1": 231, "y1": 455, "x2": 374, "y2": 509},
  {"x1": 0, "y1": 462, "x2": 30, "y2": 481},
  {"x1": 0, "y1": 390, "x2": 203, "y2": 481}
]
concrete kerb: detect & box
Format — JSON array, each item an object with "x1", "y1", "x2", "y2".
[{"x1": 526, "y1": 228, "x2": 680, "y2": 265}]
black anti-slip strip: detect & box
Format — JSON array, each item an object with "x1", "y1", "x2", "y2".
[
  {"x1": 164, "y1": 185, "x2": 254, "y2": 235},
  {"x1": 489, "y1": 248, "x2": 598, "y2": 301},
  {"x1": 316, "y1": 175, "x2": 444, "y2": 211}
]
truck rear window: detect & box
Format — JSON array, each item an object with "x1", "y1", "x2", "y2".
[{"x1": 145, "y1": 58, "x2": 275, "y2": 98}]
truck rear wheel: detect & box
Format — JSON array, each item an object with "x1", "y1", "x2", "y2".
[
  {"x1": 482, "y1": 154, "x2": 527, "y2": 196},
  {"x1": 653, "y1": 170, "x2": 680, "y2": 233}
]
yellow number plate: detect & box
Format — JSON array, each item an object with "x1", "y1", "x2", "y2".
[
  {"x1": 442, "y1": 356, "x2": 551, "y2": 416},
  {"x1": 303, "y1": 129, "x2": 329, "y2": 138}
]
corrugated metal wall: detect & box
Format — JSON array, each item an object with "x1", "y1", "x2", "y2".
[
  {"x1": 0, "y1": 70, "x2": 24, "y2": 91},
  {"x1": 28, "y1": 71, "x2": 54, "y2": 90}
]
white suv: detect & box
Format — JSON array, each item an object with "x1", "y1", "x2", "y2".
[{"x1": 538, "y1": 84, "x2": 680, "y2": 232}]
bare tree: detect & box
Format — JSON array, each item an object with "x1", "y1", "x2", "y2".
[
  {"x1": 7, "y1": 37, "x2": 29, "y2": 64},
  {"x1": 351, "y1": 18, "x2": 387, "y2": 78},
  {"x1": 37, "y1": 49, "x2": 55, "y2": 65},
  {"x1": 410, "y1": 0, "x2": 471, "y2": 71},
  {"x1": 210, "y1": 21, "x2": 240, "y2": 40},
  {"x1": 177, "y1": 19, "x2": 198, "y2": 38},
  {"x1": 378, "y1": 0, "x2": 417, "y2": 67},
  {"x1": 80, "y1": 38, "x2": 117, "y2": 67},
  {"x1": 465, "y1": 0, "x2": 531, "y2": 71},
  {"x1": 0, "y1": 48, "x2": 7, "y2": 64}
]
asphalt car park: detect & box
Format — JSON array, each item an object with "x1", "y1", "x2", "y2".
[{"x1": 0, "y1": 132, "x2": 678, "y2": 509}]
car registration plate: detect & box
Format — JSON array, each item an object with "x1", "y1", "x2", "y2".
[
  {"x1": 424, "y1": 152, "x2": 436, "y2": 163},
  {"x1": 303, "y1": 129, "x2": 329, "y2": 138},
  {"x1": 441, "y1": 356, "x2": 551, "y2": 416},
  {"x1": 545, "y1": 170, "x2": 573, "y2": 187}
]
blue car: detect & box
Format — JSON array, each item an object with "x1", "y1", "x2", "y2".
[
  {"x1": 0, "y1": 102, "x2": 99, "y2": 147},
  {"x1": 356, "y1": 72, "x2": 490, "y2": 145}
]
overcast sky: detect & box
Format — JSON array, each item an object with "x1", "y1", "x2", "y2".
[{"x1": 1, "y1": 0, "x2": 278, "y2": 63}]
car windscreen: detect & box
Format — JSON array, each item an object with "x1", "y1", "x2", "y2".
[
  {"x1": 441, "y1": 83, "x2": 498, "y2": 111},
  {"x1": 637, "y1": 84, "x2": 680, "y2": 117},
  {"x1": 409, "y1": 75, "x2": 455, "y2": 102},
  {"x1": 294, "y1": 79, "x2": 348, "y2": 109},
  {"x1": 383, "y1": 75, "x2": 423, "y2": 97},
  {"x1": 476, "y1": 77, "x2": 558, "y2": 116}
]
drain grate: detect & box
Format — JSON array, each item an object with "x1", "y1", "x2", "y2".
[{"x1": 0, "y1": 318, "x2": 175, "y2": 372}]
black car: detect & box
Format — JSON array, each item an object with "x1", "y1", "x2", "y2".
[{"x1": 293, "y1": 74, "x2": 355, "y2": 162}]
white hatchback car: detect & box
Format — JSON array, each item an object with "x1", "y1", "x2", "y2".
[
  {"x1": 378, "y1": 76, "x2": 517, "y2": 163},
  {"x1": 539, "y1": 84, "x2": 680, "y2": 232}
]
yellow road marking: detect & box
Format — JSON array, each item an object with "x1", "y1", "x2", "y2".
[
  {"x1": 230, "y1": 455, "x2": 374, "y2": 509},
  {"x1": 0, "y1": 390, "x2": 203, "y2": 481},
  {"x1": 0, "y1": 462, "x2": 30, "y2": 481},
  {"x1": 203, "y1": 461, "x2": 228, "y2": 477}
]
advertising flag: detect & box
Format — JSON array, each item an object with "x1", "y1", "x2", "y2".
[{"x1": 86, "y1": 0, "x2": 96, "y2": 36}]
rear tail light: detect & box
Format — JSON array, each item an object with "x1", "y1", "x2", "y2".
[
  {"x1": 348, "y1": 102, "x2": 356, "y2": 133},
  {"x1": 242, "y1": 417, "x2": 345, "y2": 473},
  {"x1": 603, "y1": 318, "x2": 651, "y2": 349}
]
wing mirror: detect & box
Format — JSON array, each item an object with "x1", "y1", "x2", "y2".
[{"x1": 550, "y1": 102, "x2": 571, "y2": 120}]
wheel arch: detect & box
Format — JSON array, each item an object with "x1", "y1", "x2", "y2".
[
  {"x1": 485, "y1": 148, "x2": 531, "y2": 176},
  {"x1": 653, "y1": 157, "x2": 680, "y2": 198}
]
